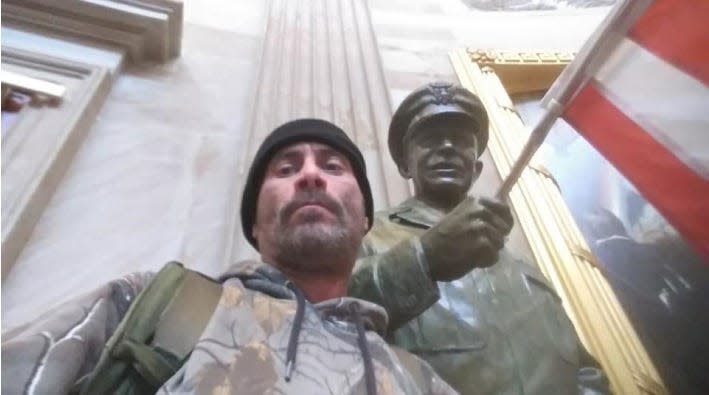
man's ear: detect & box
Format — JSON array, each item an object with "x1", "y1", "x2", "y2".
[{"x1": 252, "y1": 224, "x2": 260, "y2": 243}]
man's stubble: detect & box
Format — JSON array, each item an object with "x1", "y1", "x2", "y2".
[{"x1": 271, "y1": 191, "x2": 361, "y2": 275}]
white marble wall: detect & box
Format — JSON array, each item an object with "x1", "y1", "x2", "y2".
[
  {"x1": 2, "y1": 0, "x2": 269, "y2": 328},
  {"x1": 2, "y1": 0, "x2": 611, "y2": 328}
]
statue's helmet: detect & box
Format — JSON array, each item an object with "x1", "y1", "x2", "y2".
[{"x1": 388, "y1": 81, "x2": 489, "y2": 170}]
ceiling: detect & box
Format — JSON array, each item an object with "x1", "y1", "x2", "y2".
[{"x1": 461, "y1": 0, "x2": 617, "y2": 11}]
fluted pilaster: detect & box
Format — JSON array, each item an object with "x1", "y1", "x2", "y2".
[{"x1": 226, "y1": 0, "x2": 409, "y2": 263}]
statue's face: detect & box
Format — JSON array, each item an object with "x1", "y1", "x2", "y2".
[{"x1": 402, "y1": 116, "x2": 481, "y2": 203}]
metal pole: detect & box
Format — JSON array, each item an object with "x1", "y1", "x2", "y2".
[
  {"x1": 494, "y1": 0, "x2": 647, "y2": 199},
  {"x1": 495, "y1": 99, "x2": 562, "y2": 199}
]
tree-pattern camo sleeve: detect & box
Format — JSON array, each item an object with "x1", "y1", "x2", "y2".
[
  {"x1": 1, "y1": 271, "x2": 155, "y2": 395},
  {"x1": 350, "y1": 237, "x2": 440, "y2": 332}
]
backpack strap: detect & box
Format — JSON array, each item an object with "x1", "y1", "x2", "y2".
[
  {"x1": 79, "y1": 262, "x2": 222, "y2": 395},
  {"x1": 152, "y1": 265, "x2": 223, "y2": 359}
]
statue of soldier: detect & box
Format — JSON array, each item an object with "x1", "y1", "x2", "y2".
[{"x1": 349, "y1": 82, "x2": 609, "y2": 394}]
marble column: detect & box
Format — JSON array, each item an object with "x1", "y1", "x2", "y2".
[{"x1": 226, "y1": 0, "x2": 409, "y2": 264}]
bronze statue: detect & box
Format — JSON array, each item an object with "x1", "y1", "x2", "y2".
[{"x1": 349, "y1": 82, "x2": 610, "y2": 394}]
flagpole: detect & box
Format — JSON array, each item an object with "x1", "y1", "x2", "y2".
[
  {"x1": 494, "y1": 0, "x2": 647, "y2": 199},
  {"x1": 495, "y1": 99, "x2": 562, "y2": 199}
]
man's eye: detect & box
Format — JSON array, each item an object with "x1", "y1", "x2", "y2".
[
  {"x1": 275, "y1": 164, "x2": 295, "y2": 176},
  {"x1": 324, "y1": 160, "x2": 344, "y2": 172}
]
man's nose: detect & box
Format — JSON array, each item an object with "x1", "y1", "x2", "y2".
[{"x1": 295, "y1": 158, "x2": 326, "y2": 190}]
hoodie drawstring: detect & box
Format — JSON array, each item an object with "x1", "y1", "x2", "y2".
[
  {"x1": 351, "y1": 302, "x2": 378, "y2": 395},
  {"x1": 282, "y1": 283, "x2": 377, "y2": 395},
  {"x1": 284, "y1": 282, "x2": 306, "y2": 382}
]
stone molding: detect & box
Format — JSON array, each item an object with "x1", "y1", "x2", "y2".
[
  {"x1": 1, "y1": 0, "x2": 184, "y2": 277},
  {"x1": 1, "y1": 47, "x2": 112, "y2": 278},
  {"x1": 2, "y1": 70, "x2": 67, "y2": 105},
  {"x1": 2, "y1": 0, "x2": 183, "y2": 64}
]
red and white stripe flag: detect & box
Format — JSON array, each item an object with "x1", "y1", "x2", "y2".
[{"x1": 543, "y1": 0, "x2": 709, "y2": 262}]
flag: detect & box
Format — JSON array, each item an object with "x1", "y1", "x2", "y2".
[{"x1": 543, "y1": 0, "x2": 709, "y2": 262}]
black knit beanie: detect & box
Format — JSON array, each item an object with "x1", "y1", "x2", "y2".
[{"x1": 241, "y1": 118, "x2": 373, "y2": 250}]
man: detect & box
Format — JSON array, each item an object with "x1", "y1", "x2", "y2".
[
  {"x1": 349, "y1": 83, "x2": 609, "y2": 395},
  {"x1": 2, "y1": 119, "x2": 456, "y2": 395}
]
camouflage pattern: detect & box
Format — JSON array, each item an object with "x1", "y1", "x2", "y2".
[
  {"x1": 350, "y1": 197, "x2": 610, "y2": 395},
  {"x1": 2, "y1": 261, "x2": 457, "y2": 395},
  {"x1": 2, "y1": 272, "x2": 154, "y2": 395}
]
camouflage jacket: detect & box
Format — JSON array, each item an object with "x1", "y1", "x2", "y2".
[
  {"x1": 349, "y1": 197, "x2": 610, "y2": 395},
  {"x1": 2, "y1": 261, "x2": 456, "y2": 395}
]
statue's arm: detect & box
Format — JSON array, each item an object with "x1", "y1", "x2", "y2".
[
  {"x1": 349, "y1": 236, "x2": 439, "y2": 331},
  {"x1": 1, "y1": 271, "x2": 154, "y2": 395}
]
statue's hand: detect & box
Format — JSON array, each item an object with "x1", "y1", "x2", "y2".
[{"x1": 420, "y1": 196, "x2": 513, "y2": 281}]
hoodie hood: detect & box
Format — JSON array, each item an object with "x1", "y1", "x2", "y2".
[{"x1": 219, "y1": 260, "x2": 389, "y2": 336}]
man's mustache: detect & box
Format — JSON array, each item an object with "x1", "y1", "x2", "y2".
[{"x1": 279, "y1": 191, "x2": 344, "y2": 223}]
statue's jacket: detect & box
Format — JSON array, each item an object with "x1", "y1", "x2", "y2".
[
  {"x1": 349, "y1": 197, "x2": 610, "y2": 395},
  {"x1": 2, "y1": 261, "x2": 456, "y2": 395}
]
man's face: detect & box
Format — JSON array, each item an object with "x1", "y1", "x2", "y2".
[
  {"x1": 252, "y1": 142, "x2": 368, "y2": 274},
  {"x1": 402, "y1": 116, "x2": 482, "y2": 202}
]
